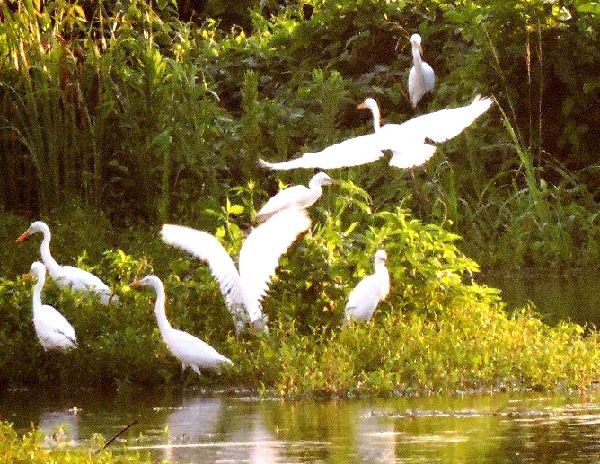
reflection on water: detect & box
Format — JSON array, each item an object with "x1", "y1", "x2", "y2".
[
  {"x1": 0, "y1": 389, "x2": 599, "y2": 463},
  {"x1": 480, "y1": 271, "x2": 600, "y2": 327}
]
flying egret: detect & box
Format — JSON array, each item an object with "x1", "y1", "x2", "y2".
[
  {"x1": 131, "y1": 275, "x2": 232, "y2": 374},
  {"x1": 259, "y1": 96, "x2": 492, "y2": 171},
  {"x1": 345, "y1": 250, "x2": 390, "y2": 323},
  {"x1": 27, "y1": 261, "x2": 78, "y2": 351},
  {"x1": 16, "y1": 221, "x2": 118, "y2": 305},
  {"x1": 408, "y1": 33, "x2": 435, "y2": 108},
  {"x1": 255, "y1": 172, "x2": 336, "y2": 223},
  {"x1": 161, "y1": 208, "x2": 311, "y2": 333}
]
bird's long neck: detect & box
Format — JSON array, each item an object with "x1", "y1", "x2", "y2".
[
  {"x1": 374, "y1": 261, "x2": 390, "y2": 295},
  {"x1": 151, "y1": 280, "x2": 172, "y2": 336},
  {"x1": 307, "y1": 179, "x2": 324, "y2": 197},
  {"x1": 370, "y1": 104, "x2": 381, "y2": 132},
  {"x1": 412, "y1": 47, "x2": 424, "y2": 81},
  {"x1": 32, "y1": 273, "x2": 45, "y2": 315},
  {"x1": 39, "y1": 229, "x2": 60, "y2": 276}
]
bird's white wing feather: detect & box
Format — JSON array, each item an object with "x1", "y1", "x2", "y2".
[
  {"x1": 380, "y1": 96, "x2": 492, "y2": 168},
  {"x1": 239, "y1": 209, "x2": 311, "y2": 322},
  {"x1": 255, "y1": 185, "x2": 312, "y2": 223},
  {"x1": 161, "y1": 224, "x2": 244, "y2": 315},
  {"x1": 344, "y1": 276, "x2": 380, "y2": 321},
  {"x1": 54, "y1": 266, "x2": 109, "y2": 291},
  {"x1": 389, "y1": 96, "x2": 492, "y2": 144},
  {"x1": 408, "y1": 61, "x2": 435, "y2": 108},
  {"x1": 35, "y1": 305, "x2": 77, "y2": 347},
  {"x1": 259, "y1": 134, "x2": 384, "y2": 171},
  {"x1": 166, "y1": 328, "x2": 232, "y2": 368}
]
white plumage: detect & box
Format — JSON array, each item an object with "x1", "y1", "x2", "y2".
[
  {"x1": 16, "y1": 221, "x2": 118, "y2": 305},
  {"x1": 133, "y1": 275, "x2": 232, "y2": 374},
  {"x1": 161, "y1": 208, "x2": 311, "y2": 333},
  {"x1": 345, "y1": 250, "x2": 390, "y2": 322},
  {"x1": 28, "y1": 261, "x2": 78, "y2": 351},
  {"x1": 408, "y1": 33, "x2": 435, "y2": 108},
  {"x1": 255, "y1": 172, "x2": 335, "y2": 223},
  {"x1": 259, "y1": 96, "x2": 492, "y2": 171}
]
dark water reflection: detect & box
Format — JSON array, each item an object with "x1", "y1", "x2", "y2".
[
  {"x1": 480, "y1": 271, "x2": 600, "y2": 327},
  {"x1": 1, "y1": 389, "x2": 599, "y2": 463}
]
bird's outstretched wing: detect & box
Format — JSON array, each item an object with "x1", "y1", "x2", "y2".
[
  {"x1": 382, "y1": 96, "x2": 493, "y2": 168},
  {"x1": 259, "y1": 133, "x2": 384, "y2": 171},
  {"x1": 161, "y1": 224, "x2": 244, "y2": 322},
  {"x1": 239, "y1": 208, "x2": 311, "y2": 323}
]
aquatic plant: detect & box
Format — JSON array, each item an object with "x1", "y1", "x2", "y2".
[{"x1": 0, "y1": 421, "x2": 150, "y2": 463}]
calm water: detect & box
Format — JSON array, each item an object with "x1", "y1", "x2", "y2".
[
  {"x1": 480, "y1": 271, "x2": 600, "y2": 328},
  {"x1": 1, "y1": 388, "x2": 599, "y2": 463}
]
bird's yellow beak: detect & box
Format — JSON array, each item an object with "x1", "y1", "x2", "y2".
[
  {"x1": 16, "y1": 230, "x2": 30, "y2": 243},
  {"x1": 356, "y1": 102, "x2": 368, "y2": 110},
  {"x1": 22, "y1": 273, "x2": 33, "y2": 282},
  {"x1": 130, "y1": 279, "x2": 143, "y2": 289}
]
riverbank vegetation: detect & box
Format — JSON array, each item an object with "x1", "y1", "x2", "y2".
[
  {"x1": 0, "y1": 0, "x2": 599, "y2": 396},
  {"x1": 1, "y1": 183, "x2": 598, "y2": 396},
  {"x1": 0, "y1": 421, "x2": 150, "y2": 463}
]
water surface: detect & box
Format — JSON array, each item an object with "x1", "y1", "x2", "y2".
[{"x1": 1, "y1": 388, "x2": 599, "y2": 463}]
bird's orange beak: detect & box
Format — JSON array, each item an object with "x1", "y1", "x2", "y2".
[
  {"x1": 357, "y1": 102, "x2": 368, "y2": 110},
  {"x1": 22, "y1": 273, "x2": 33, "y2": 282},
  {"x1": 16, "y1": 230, "x2": 30, "y2": 243}
]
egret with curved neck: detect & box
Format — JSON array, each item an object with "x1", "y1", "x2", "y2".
[
  {"x1": 16, "y1": 221, "x2": 117, "y2": 305},
  {"x1": 28, "y1": 261, "x2": 78, "y2": 351},
  {"x1": 132, "y1": 275, "x2": 233, "y2": 375},
  {"x1": 408, "y1": 33, "x2": 435, "y2": 108}
]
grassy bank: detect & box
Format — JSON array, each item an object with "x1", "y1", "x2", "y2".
[{"x1": 1, "y1": 183, "x2": 598, "y2": 397}]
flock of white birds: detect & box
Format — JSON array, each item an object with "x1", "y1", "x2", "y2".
[{"x1": 15, "y1": 34, "x2": 492, "y2": 376}]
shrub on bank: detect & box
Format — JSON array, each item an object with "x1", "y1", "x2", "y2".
[{"x1": 0, "y1": 182, "x2": 598, "y2": 396}]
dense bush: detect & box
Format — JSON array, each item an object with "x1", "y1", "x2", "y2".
[{"x1": 1, "y1": 182, "x2": 598, "y2": 396}]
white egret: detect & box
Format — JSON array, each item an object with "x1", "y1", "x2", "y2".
[
  {"x1": 259, "y1": 96, "x2": 492, "y2": 171},
  {"x1": 344, "y1": 250, "x2": 390, "y2": 323},
  {"x1": 132, "y1": 275, "x2": 233, "y2": 374},
  {"x1": 255, "y1": 172, "x2": 336, "y2": 223},
  {"x1": 27, "y1": 261, "x2": 78, "y2": 351},
  {"x1": 408, "y1": 33, "x2": 435, "y2": 108},
  {"x1": 16, "y1": 221, "x2": 118, "y2": 305},
  {"x1": 161, "y1": 208, "x2": 311, "y2": 333}
]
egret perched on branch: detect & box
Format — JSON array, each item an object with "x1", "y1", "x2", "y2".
[
  {"x1": 131, "y1": 275, "x2": 232, "y2": 375},
  {"x1": 16, "y1": 221, "x2": 118, "y2": 305},
  {"x1": 26, "y1": 261, "x2": 78, "y2": 351},
  {"x1": 345, "y1": 250, "x2": 390, "y2": 323},
  {"x1": 408, "y1": 33, "x2": 435, "y2": 108},
  {"x1": 259, "y1": 96, "x2": 492, "y2": 171},
  {"x1": 255, "y1": 172, "x2": 336, "y2": 223},
  {"x1": 161, "y1": 208, "x2": 311, "y2": 333}
]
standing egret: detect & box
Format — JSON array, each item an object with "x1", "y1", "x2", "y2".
[
  {"x1": 161, "y1": 208, "x2": 311, "y2": 333},
  {"x1": 408, "y1": 33, "x2": 435, "y2": 108},
  {"x1": 344, "y1": 250, "x2": 390, "y2": 323},
  {"x1": 255, "y1": 172, "x2": 336, "y2": 223},
  {"x1": 131, "y1": 275, "x2": 233, "y2": 374},
  {"x1": 27, "y1": 261, "x2": 78, "y2": 351},
  {"x1": 259, "y1": 96, "x2": 492, "y2": 171},
  {"x1": 16, "y1": 222, "x2": 118, "y2": 305}
]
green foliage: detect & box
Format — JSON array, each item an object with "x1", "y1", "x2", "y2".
[
  {"x1": 0, "y1": 421, "x2": 149, "y2": 463},
  {"x1": 0, "y1": 184, "x2": 598, "y2": 396}
]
